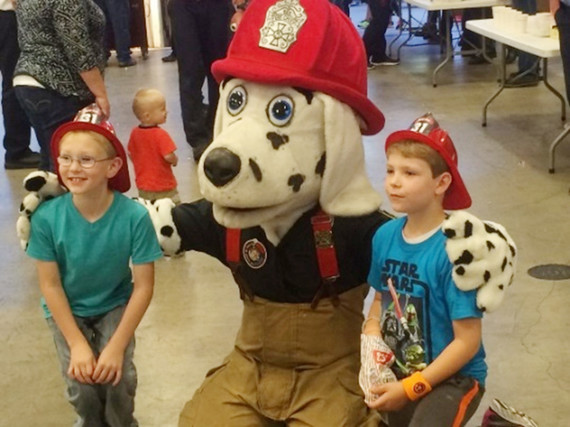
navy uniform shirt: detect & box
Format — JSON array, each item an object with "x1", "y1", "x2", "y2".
[{"x1": 172, "y1": 199, "x2": 392, "y2": 303}]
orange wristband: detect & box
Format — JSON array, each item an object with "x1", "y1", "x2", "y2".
[{"x1": 401, "y1": 372, "x2": 432, "y2": 401}]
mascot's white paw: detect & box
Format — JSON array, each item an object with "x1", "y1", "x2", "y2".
[
  {"x1": 442, "y1": 211, "x2": 517, "y2": 312},
  {"x1": 133, "y1": 198, "x2": 183, "y2": 257},
  {"x1": 17, "y1": 171, "x2": 67, "y2": 250}
]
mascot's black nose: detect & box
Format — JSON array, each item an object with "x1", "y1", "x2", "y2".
[{"x1": 204, "y1": 147, "x2": 242, "y2": 187}]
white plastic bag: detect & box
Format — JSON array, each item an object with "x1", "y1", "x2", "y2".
[{"x1": 359, "y1": 333, "x2": 397, "y2": 404}]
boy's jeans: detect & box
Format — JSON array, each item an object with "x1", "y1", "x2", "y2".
[{"x1": 47, "y1": 305, "x2": 138, "y2": 427}]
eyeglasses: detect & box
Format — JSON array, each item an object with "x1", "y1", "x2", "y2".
[{"x1": 57, "y1": 154, "x2": 115, "y2": 169}]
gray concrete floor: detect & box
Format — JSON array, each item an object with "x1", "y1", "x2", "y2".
[{"x1": 1, "y1": 7, "x2": 569, "y2": 426}]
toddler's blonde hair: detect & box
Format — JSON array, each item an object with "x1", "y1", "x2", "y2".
[{"x1": 132, "y1": 88, "x2": 165, "y2": 121}]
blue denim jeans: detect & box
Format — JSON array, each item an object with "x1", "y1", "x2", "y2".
[
  {"x1": 46, "y1": 305, "x2": 138, "y2": 427},
  {"x1": 512, "y1": 0, "x2": 539, "y2": 74},
  {"x1": 94, "y1": 0, "x2": 132, "y2": 62},
  {"x1": 14, "y1": 86, "x2": 90, "y2": 171},
  {"x1": 170, "y1": 0, "x2": 231, "y2": 150},
  {"x1": 0, "y1": 11, "x2": 33, "y2": 162}
]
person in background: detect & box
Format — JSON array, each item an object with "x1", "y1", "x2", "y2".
[
  {"x1": 361, "y1": 113, "x2": 486, "y2": 427},
  {"x1": 14, "y1": 0, "x2": 109, "y2": 171},
  {"x1": 506, "y1": 0, "x2": 540, "y2": 87},
  {"x1": 331, "y1": 0, "x2": 351, "y2": 16},
  {"x1": 26, "y1": 105, "x2": 162, "y2": 426},
  {"x1": 461, "y1": 8, "x2": 495, "y2": 65},
  {"x1": 169, "y1": 0, "x2": 233, "y2": 162},
  {"x1": 161, "y1": 0, "x2": 176, "y2": 62},
  {"x1": 363, "y1": 0, "x2": 400, "y2": 68},
  {"x1": 0, "y1": 0, "x2": 39, "y2": 169},
  {"x1": 552, "y1": 0, "x2": 570, "y2": 100},
  {"x1": 128, "y1": 88, "x2": 180, "y2": 204},
  {"x1": 94, "y1": 0, "x2": 137, "y2": 67}
]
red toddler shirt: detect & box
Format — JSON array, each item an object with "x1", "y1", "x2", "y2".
[{"x1": 128, "y1": 126, "x2": 178, "y2": 192}]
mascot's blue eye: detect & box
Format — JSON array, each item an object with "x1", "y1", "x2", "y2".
[
  {"x1": 267, "y1": 95, "x2": 294, "y2": 127},
  {"x1": 227, "y1": 86, "x2": 247, "y2": 116}
]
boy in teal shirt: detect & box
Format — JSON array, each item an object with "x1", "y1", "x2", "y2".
[{"x1": 27, "y1": 105, "x2": 162, "y2": 426}]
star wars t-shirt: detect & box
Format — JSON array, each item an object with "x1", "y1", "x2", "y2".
[{"x1": 367, "y1": 217, "x2": 487, "y2": 386}]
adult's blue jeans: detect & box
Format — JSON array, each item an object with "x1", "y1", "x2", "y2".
[
  {"x1": 94, "y1": 0, "x2": 132, "y2": 63},
  {"x1": 46, "y1": 305, "x2": 138, "y2": 427},
  {"x1": 170, "y1": 0, "x2": 231, "y2": 152},
  {"x1": 0, "y1": 10, "x2": 33, "y2": 162},
  {"x1": 512, "y1": 0, "x2": 539, "y2": 74},
  {"x1": 14, "y1": 86, "x2": 90, "y2": 171}
]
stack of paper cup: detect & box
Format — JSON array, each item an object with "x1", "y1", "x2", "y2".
[
  {"x1": 535, "y1": 12, "x2": 554, "y2": 37},
  {"x1": 513, "y1": 11, "x2": 528, "y2": 33},
  {"x1": 492, "y1": 6, "x2": 507, "y2": 26}
]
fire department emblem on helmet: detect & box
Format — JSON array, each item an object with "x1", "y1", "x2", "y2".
[
  {"x1": 243, "y1": 239, "x2": 267, "y2": 269},
  {"x1": 259, "y1": 0, "x2": 307, "y2": 53}
]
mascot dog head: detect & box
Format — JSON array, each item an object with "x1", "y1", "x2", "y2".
[{"x1": 199, "y1": 0, "x2": 385, "y2": 240}]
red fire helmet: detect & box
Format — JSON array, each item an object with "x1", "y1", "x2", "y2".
[
  {"x1": 51, "y1": 104, "x2": 130, "y2": 193},
  {"x1": 212, "y1": 0, "x2": 385, "y2": 135},
  {"x1": 385, "y1": 113, "x2": 471, "y2": 210}
]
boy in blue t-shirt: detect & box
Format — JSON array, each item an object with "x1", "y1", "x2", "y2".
[
  {"x1": 361, "y1": 113, "x2": 486, "y2": 426},
  {"x1": 26, "y1": 105, "x2": 163, "y2": 426}
]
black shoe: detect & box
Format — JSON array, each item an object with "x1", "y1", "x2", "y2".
[
  {"x1": 369, "y1": 55, "x2": 400, "y2": 66},
  {"x1": 5, "y1": 151, "x2": 41, "y2": 170},
  {"x1": 504, "y1": 72, "x2": 540, "y2": 88},
  {"x1": 118, "y1": 58, "x2": 137, "y2": 68},
  {"x1": 162, "y1": 52, "x2": 176, "y2": 63}
]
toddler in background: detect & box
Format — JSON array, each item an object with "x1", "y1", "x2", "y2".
[{"x1": 128, "y1": 88, "x2": 180, "y2": 203}]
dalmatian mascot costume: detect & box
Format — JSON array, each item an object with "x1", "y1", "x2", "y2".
[{"x1": 18, "y1": 0, "x2": 516, "y2": 425}]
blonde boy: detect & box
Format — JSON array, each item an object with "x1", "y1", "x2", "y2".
[
  {"x1": 129, "y1": 88, "x2": 180, "y2": 203},
  {"x1": 361, "y1": 114, "x2": 486, "y2": 426},
  {"x1": 26, "y1": 105, "x2": 162, "y2": 426}
]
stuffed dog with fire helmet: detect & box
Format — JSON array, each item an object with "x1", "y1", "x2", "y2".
[{"x1": 18, "y1": 0, "x2": 516, "y2": 425}]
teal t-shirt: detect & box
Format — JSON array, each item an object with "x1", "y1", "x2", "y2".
[{"x1": 27, "y1": 191, "x2": 163, "y2": 318}]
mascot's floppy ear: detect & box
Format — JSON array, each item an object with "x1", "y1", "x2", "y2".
[{"x1": 317, "y1": 92, "x2": 382, "y2": 216}]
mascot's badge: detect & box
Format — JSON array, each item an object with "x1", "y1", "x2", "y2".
[
  {"x1": 243, "y1": 239, "x2": 267, "y2": 269},
  {"x1": 259, "y1": 0, "x2": 307, "y2": 53}
]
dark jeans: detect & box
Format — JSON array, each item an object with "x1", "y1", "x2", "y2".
[
  {"x1": 512, "y1": 0, "x2": 539, "y2": 74},
  {"x1": 15, "y1": 86, "x2": 90, "y2": 171},
  {"x1": 170, "y1": 0, "x2": 231, "y2": 150},
  {"x1": 94, "y1": 0, "x2": 132, "y2": 62},
  {"x1": 0, "y1": 10, "x2": 33, "y2": 162},
  {"x1": 556, "y1": 4, "x2": 570, "y2": 104},
  {"x1": 388, "y1": 374, "x2": 484, "y2": 427},
  {"x1": 461, "y1": 8, "x2": 493, "y2": 51},
  {"x1": 363, "y1": 0, "x2": 392, "y2": 60}
]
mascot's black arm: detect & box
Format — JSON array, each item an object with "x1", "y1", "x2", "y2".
[{"x1": 172, "y1": 199, "x2": 392, "y2": 303}]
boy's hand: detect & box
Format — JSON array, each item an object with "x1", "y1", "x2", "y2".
[
  {"x1": 68, "y1": 341, "x2": 96, "y2": 384},
  {"x1": 367, "y1": 381, "x2": 409, "y2": 411},
  {"x1": 93, "y1": 343, "x2": 124, "y2": 386}
]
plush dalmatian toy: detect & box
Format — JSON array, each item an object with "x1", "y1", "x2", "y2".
[
  {"x1": 18, "y1": 0, "x2": 516, "y2": 425},
  {"x1": 17, "y1": 170, "x2": 66, "y2": 250}
]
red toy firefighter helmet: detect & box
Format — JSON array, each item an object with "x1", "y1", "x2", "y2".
[
  {"x1": 212, "y1": 0, "x2": 385, "y2": 135},
  {"x1": 385, "y1": 113, "x2": 472, "y2": 210},
  {"x1": 51, "y1": 104, "x2": 131, "y2": 193}
]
